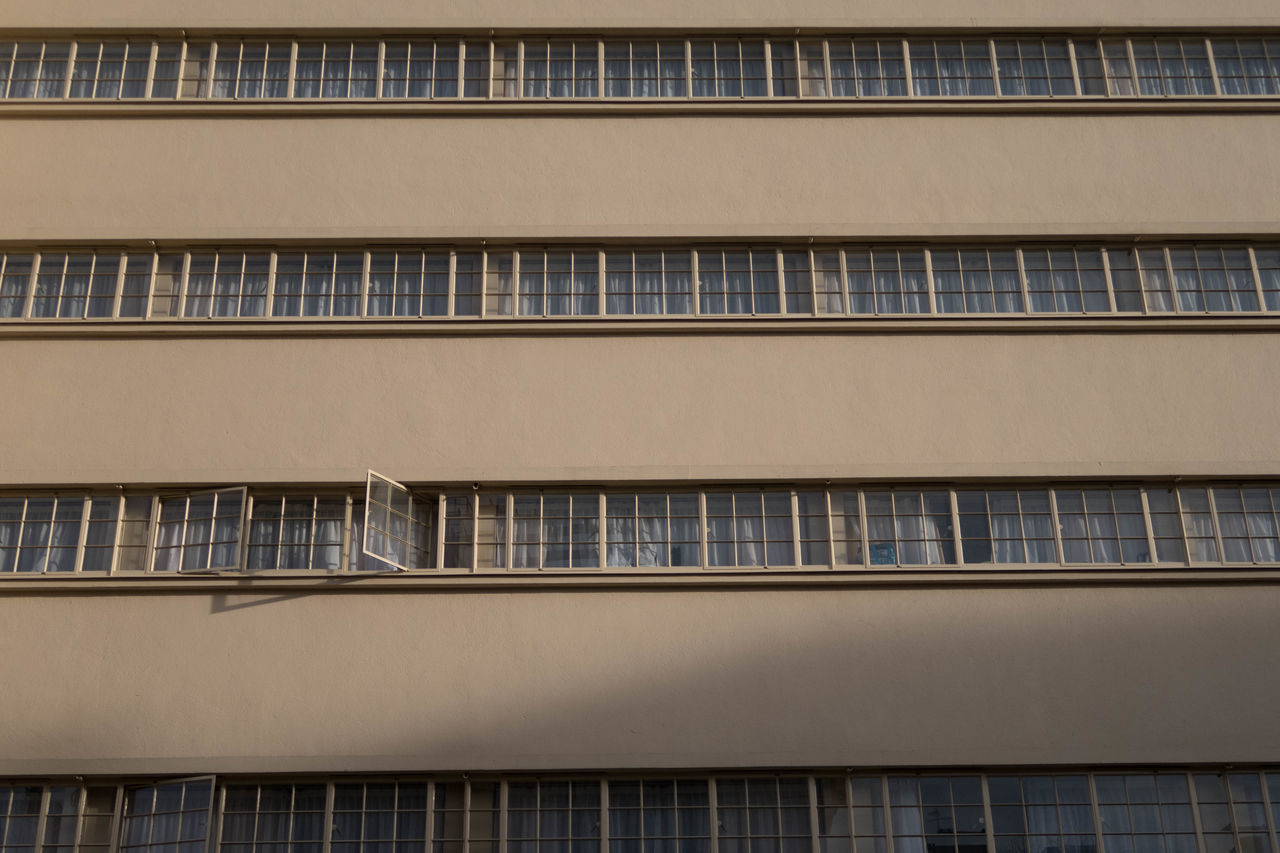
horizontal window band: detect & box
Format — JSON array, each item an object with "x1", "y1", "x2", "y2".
[
  {"x1": 2, "y1": 243, "x2": 1279, "y2": 323},
  {"x1": 1, "y1": 34, "x2": 1280, "y2": 104},
  {"x1": 3, "y1": 99, "x2": 1280, "y2": 118},
  {"x1": 5, "y1": 479, "x2": 1280, "y2": 578},
  {"x1": 2, "y1": 769, "x2": 1278, "y2": 853}
]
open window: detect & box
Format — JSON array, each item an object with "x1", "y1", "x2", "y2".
[
  {"x1": 119, "y1": 776, "x2": 215, "y2": 853},
  {"x1": 362, "y1": 471, "x2": 435, "y2": 571},
  {"x1": 152, "y1": 489, "x2": 247, "y2": 573}
]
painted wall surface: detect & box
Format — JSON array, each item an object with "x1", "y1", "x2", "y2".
[
  {"x1": 0, "y1": 583, "x2": 1276, "y2": 774},
  {"x1": 1, "y1": 0, "x2": 1277, "y2": 31},
  {"x1": 0, "y1": 331, "x2": 1277, "y2": 485},
  {"x1": 0, "y1": 115, "x2": 1277, "y2": 242}
]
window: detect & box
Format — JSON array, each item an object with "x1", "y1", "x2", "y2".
[
  {"x1": 828, "y1": 40, "x2": 908, "y2": 97},
  {"x1": 4, "y1": 34, "x2": 1280, "y2": 103},
  {"x1": 604, "y1": 41, "x2": 687, "y2": 97},
  {"x1": 887, "y1": 776, "x2": 987, "y2": 853},
  {"x1": 506, "y1": 781, "x2": 600, "y2": 853},
  {"x1": 4, "y1": 481, "x2": 1280, "y2": 578},
  {"x1": 0, "y1": 42, "x2": 70, "y2": 98},
  {"x1": 522, "y1": 41, "x2": 598, "y2": 98},
  {"x1": 120, "y1": 779, "x2": 213, "y2": 853},
  {"x1": 4, "y1": 243, "x2": 1277, "y2": 323},
  {"x1": 604, "y1": 251, "x2": 694, "y2": 315},
  {"x1": 910, "y1": 40, "x2": 995, "y2": 96},
  {"x1": 690, "y1": 41, "x2": 767, "y2": 98},
  {"x1": 705, "y1": 491, "x2": 796, "y2": 567},
  {"x1": 331, "y1": 782, "x2": 431, "y2": 853},
  {"x1": 1212, "y1": 38, "x2": 1280, "y2": 95},
  {"x1": 1022, "y1": 248, "x2": 1110, "y2": 313},
  {"x1": 1167, "y1": 247, "x2": 1259, "y2": 312},
  {"x1": 153, "y1": 489, "x2": 246, "y2": 573},
  {"x1": 381, "y1": 41, "x2": 461, "y2": 98},
  {"x1": 988, "y1": 776, "x2": 1097, "y2": 853},
  {"x1": 715, "y1": 778, "x2": 811, "y2": 853},
  {"x1": 608, "y1": 780, "x2": 711, "y2": 853},
  {"x1": 246, "y1": 495, "x2": 346, "y2": 571},
  {"x1": 605, "y1": 493, "x2": 701, "y2": 568},
  {"x1": 271, "y1": 252, "x2": 363, "y2": 317},
  {"x1": 1054, "y1": 488, "x2": 1149, "y2": 564},
  {"x1": 864, "y1": 491, "x2": 956, "y2": 566},
  {"x1": 931, "y1": 249, "x2": 1022, "y2": 314},
  {"x1": 957, "y1": 489, "x2": 1056, "y2": 564},
  {"x1": 221, "y1": 783, "x2": 327, "y2": 853},
  {"x1": 1095, "y1": 774, "x2": 1197, "y2": 853},
  {"x1": 1100, "y1": 37, "x2": 1216, "y2": 96},
  {"x1": 511, "y1": 494, "x2": 599, "y2": 570},
  {"x1": 211, "y1": 42, "x2": 290, "y2": 99},
  {"x1": 31, "y1": 252, "x2": 121, "y2": 319},
  {"x1": 69, "y1": 42, "x2": 152, "y2": 99},
  {"x1": 1193, "y1": 773, "x2": 1272, "y2": 853},
  {"x1": 294, "y1": 42, "x2": 378, "y2": 98},
  {"x1": 368, "y1": 251, "x2": 451, "y2": 317},
  {"x1": 996, "y1": 39, "x2": 1075, "y2": 96},
  {"x1": 844, "y1": 249, "x2": 929, "y2": 315},
  {"x1": 183, "y1": 252, "x2": 270, "y2": 318},
  {"x1": 0, "y1": 253, "x2": 32, "y2": 317},
  {"x1": 697, "y1": 251, "x2": 779, "y2": 315},
  {"x1": 518, "y1": 251, "x2": 599, "y2": 316},
  {"x1": 362, "y1": 472, "x2": 434, "y2": 572},
  {"x1": 0, "y1": 495, "x2": 123, "y2": 573}
]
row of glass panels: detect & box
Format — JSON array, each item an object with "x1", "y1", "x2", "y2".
[
  {"x1": 1, "y1": 35, "x2": 1279, "y2": 101},
  {"x1": 2, "y1": 246, "x2": 1278, "y2": 321},
  {"x1": 5, "y1": 480, "x2": 1280, "y2": 575},
  {"x1": 3, "y1": 769, "x2": 1279, "y2": 853}
]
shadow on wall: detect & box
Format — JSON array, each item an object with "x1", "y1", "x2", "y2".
[{"x1": 4, "y1": 584, "x2": 1280, "y2": 771}]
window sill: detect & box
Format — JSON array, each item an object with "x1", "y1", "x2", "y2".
[
  {"x1": 1, "y1": 97, "x2": 1279, "y2": 119},
  {"x1": 0, "y1": 566, "x2": 1278, "y2": 594}
]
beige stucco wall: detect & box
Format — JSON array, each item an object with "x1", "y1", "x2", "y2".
[
  {"x1": 0, "y1": 582, "x2": 1276, "y2": 774},
  {"x1": 1, "y1": 0, "x2": 1278, "y2": 31},
  {"x1": 0, "y1": 113, "x2": 1277, "y2": 242},
  {"x1": 0, "y1": 330, "x2": 1277, "y2": 485}
]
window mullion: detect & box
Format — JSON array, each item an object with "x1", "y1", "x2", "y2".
[
  {"x1": 949, "y1": 489, "x2": 964, "y2": 567},
  {"x1": 1248, "y1": 247, "x2": 1268, "y2": 311},
  {"x1": 1139, "y1": 487, "x2": 1159, "y2": 565},
  {"x1": 837, "y1": 247, "x2": 850, "y2": 315},
  {"x1": 1101, "y1": 247, "x2": 1120, "y2": 313},
  {"x1": 34, "y1": 784, "x2": 51, "y2": 853},
  {"x1": 858, "y1": 489, "x2": 870, "y2": 569},
  {"x1": 988, "y1": 39, "x2": 1001, "y2": 96},
  {"x1": 698, "y1": 490, "x2": 709, "y2": 569},
  {"x1": 1124, "y1": 38, "x2": 1139, "y2": 95},
  {"x1": 1206, "y1": 487, "x2": 1228, "y2": 564},
  {"x1": 111, "y1": 249, "x2": 127, "y2": 319},
  {"x1": 1015, "y1": 248, "x2": 1033, "y2": 314},
  {"x1": 902, "y1": 38, "x2": 914, "y2": 96},
  {"x1": 1067, "y1": 38, "x2": 1083, "y2": 96},
  {"x1": 287, "y1": 41, "x2": 298, "y2": 98},
  {"x1": 22, "y1": 250, "x2": 39, "y2": 319},
  {"x1": 790, "y1": 489, "x2": 802, "y2": 568},
  {"x1": 1205, "y1": 37, "x2": 1222, "y2": 95},
  {"x1": 1047, "y1": 488, "x2": 1066, "y2": 564},
  {"x1": 691, "y1": 248, "x2": 701, "y2": 317},
  {"x1": 435, "y1": 494, "x2": 447, "y2": 570},
  {"x1": 505, "y1": 491, "x2": 515, "y2": 571},
  {"x1": 924, "y1": 248, "x2": 937, "y2": 314},
  {"x1": 1173, "y1": 487, "x2": 1194, "y2": 566},
  {"x1": 321, "y1": 781, "x2": 335, "y2": 853},
  {"x1": 708, "y1": 778, "x2": 719, "y2": 851},
  {"x1": 72, "y1": 495, "x2": 91, "y2": 573},
  {"x1": 1187, "y1": 772, "x2": 1207, "y2": 853},
  {"x1": 1086, "y1": 775, "x2": 1105, "y2": 853},
  {"x1": 807, "y1": 777, "x2": 821, "y2": 853}
]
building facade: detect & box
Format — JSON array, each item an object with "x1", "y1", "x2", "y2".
[{"x1": 1, "y1": 0, "x2": 1280, "y2": 852}]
